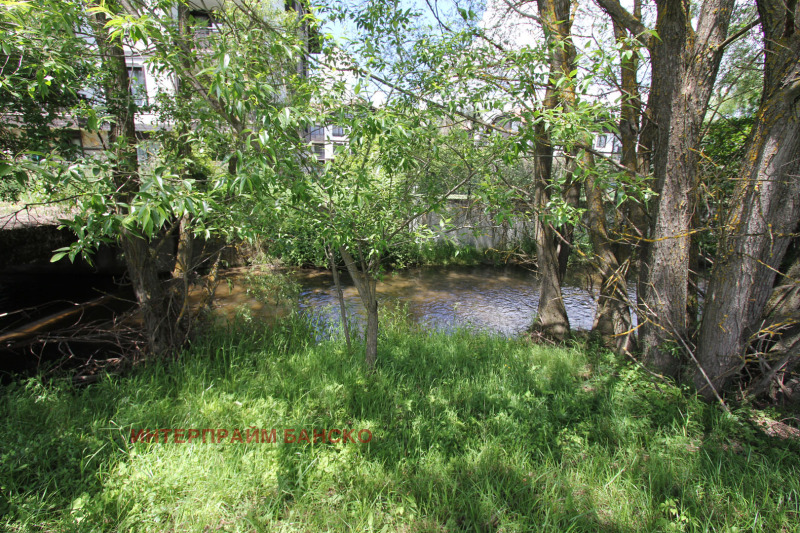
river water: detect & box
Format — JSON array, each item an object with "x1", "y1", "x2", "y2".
[{"x1": 211, "y1": 265, "x2": 632, "y2": 336}]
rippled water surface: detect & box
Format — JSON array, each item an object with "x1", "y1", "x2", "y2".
[{"x1": 214, "y1": 266, "x2": 630, "y2": 336}]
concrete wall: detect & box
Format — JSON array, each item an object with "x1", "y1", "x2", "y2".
[{"x1": 415, "y1": 198, "x2": 535, "y2": 250}]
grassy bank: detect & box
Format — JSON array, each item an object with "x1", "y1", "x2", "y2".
[
  {"x1": 270, "y1": 236, "x2": 534, "y2": 269},
  {"x1": 1, "y1": 314, "x2": 799, "y2": 532}
]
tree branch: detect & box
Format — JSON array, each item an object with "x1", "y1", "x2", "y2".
[
  {"x1": 717, "y1": 19, "x2": 759, "y2": 51},
  {"x1": 594, "y1": 0, "x2": 651, "y2": 47}
]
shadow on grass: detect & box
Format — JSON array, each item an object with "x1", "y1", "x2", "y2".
[{"x1": 1, "y1": 314, "x2": 798, "y2": 531}]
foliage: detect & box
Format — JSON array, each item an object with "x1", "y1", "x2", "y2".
[
  {"x1": 696, "y1": 115, "x2": 755, "y2": 259},
  {"x1": 269, "y1": 215, "x2": 331, "y2": 267},
  {"x1": 700, "y1": 116, "x2": 754, "y2": 182},
  {"x1": 1, "y1": 315, "x2": 798, "y2": 531},
  {"x1": 0, "y1": 0, "x2": 93, "y2": 200},
  {"x1": 388, "y1": 239, "x2": 486, "y2": 268},
  {"x1": 322, "y1": 0, "x2": 621, "y2": 230},
  {"x1": 241, "y1": 268, "x2": 301, "y2": 306},
  {"x1": 710, "y1": 2, "x2": 763, "y2": 118},
  {"x1": 0, "y1": 0, "x2": 318, "y2": 262}
]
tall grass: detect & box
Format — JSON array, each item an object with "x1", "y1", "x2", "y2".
[{"x1": 1, "y1": 312, "x2": 798, "y2": 532}]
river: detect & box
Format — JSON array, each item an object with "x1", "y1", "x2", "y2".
[{"x1": 209, "y1": 265, "x2": 633, "y2": 336}]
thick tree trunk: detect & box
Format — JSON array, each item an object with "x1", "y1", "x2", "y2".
[
  {"x1": 531, "y1": 124, "x2": 570, "y2": 340},
  {"x1": 91, "y1": 6, "x2": 173, "y2": 356},
  {"x1": 528, "y1": 0, "x2": 576, "y2": 340},
  {"x1": 695, "y1": 2, "x2": 800, "y2": 397},
  {"x1": 687, "y1": 210, "x2": 700, "y2": 340},
  {"x1": 123, "y1": 231, "x2": 170, "y2": 355},
  {"x1": 637, "y1": 0, "x2": 735, "y2": 378},
  {"x1": 596, "y1": 0, "x2": 735, "y2": 376},
  {"x1": 579, "y1": 14, "x2": 643, "y2": 353},
  {"x1": 533, "y1": 218, "x2": 570, "y2": 339}
]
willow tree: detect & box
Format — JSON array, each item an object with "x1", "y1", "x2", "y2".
[
  {"x1": 694, "y1": 0, "x2": 800, "y2": 398},
  {"x1": 596, "y1": 0, "x2": 739, "y2": 378},
  {"x1": 1, "y1": 0, "x2": 170, "y2": 353},
  {"x1": 282, "y1": 97, "x2": 495, "y2": 368}
]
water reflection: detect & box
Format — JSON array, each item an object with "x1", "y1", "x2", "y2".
[{"x1": 214, "y1": 266, "x2": 636, "y2": 336}]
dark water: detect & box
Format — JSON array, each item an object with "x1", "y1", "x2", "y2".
[
  {"x1": 213, "y1": 266, "x2": 635, "y2": 336},
  {"x1": 0, "y1": 273, "x2": 121, "y2": 332}
]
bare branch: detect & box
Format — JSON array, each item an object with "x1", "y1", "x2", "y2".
[{"x1": 717, "y1": 19, "x2": 759, "y2": 51}]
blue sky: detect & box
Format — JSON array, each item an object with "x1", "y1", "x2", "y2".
[{"x1": 319, "y1": 0, "x2": 482, "y2": 44}]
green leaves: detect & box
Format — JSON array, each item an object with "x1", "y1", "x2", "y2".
[
  {"x1": 49, "y1": 248, "x2": 69, "y2": 263},
  {"x1": 457, "y1": 7, "x2": 477, "y2": 22}
]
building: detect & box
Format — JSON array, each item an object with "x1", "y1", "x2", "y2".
[
  {"x1": 592, "y1": 128, "x2": 622, "y2": 160},
  {"x1": 304, "y1": 122, "x2": 349, "y2": 162},
  {"x1": 68, "y1": 0, "x2": 320, "y2": 164}
]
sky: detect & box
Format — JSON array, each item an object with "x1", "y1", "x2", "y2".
[
  {"x1": 315, "y1": 0, "x2": 646, "y2": 111},
  {"x1": 318, "y1": 0, "x2": 488, "y2": 106}
]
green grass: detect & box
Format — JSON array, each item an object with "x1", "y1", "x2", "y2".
[
  {"x1": 1, "y1": 313, "x2": 799, "y2": 532},
  {"x1": 389, "y1": 240, "x2": 487, "y2": 268},
  {"x1": 389, "y1": 240, "x2": 524, "y2": 268}
]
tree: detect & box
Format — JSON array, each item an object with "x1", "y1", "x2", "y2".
[
  {"x1": 596, "y1": 0, "x2": 737, "y2": 378},
  {"x1": 525, "y1": 0, "x2": 577, "y2": 341},
  {"x1": 331, "y1": 0, "x2": 634, "y2": 344},
  {"x1": 285, "y1": 99, "x2": 488, "y2": 368},
  {"x1": 91, "y1": 0, "x2": 322, "y2": 352},
  {"x1": 694, "y1": 0, "x2": 800, "y2": 398},
  {"x1": 86, "y1": 0, "x2": 178, "y2": 354},
  {"x1": 0, "y1": 0, "x2": 317, "y2": 355}
]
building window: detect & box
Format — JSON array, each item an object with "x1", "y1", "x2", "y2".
[
  {"x1": 136, "y1": 146, "x2": 149, "y2": 164},
  {"x1": 189, "y1": 10, "x2": 217, "y2": 40},
  {"x1": 308, "y1": 124, "x2": 325, "y2": 141},
  {"x1": 332, "y1": 125, "x2": 346, "y2": 137},
  {"x1": 128, "y1": 66, "x2": 148, "y2": 107},
  {"x1": 312, "y1": 143, "x2": 326, "y2": 161}
]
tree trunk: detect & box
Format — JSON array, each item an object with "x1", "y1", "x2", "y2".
[
  {"x1": 91, "y1": 5, "x2": 173, "y2": 356},
  {"x1": 531, "y1": 127, "x2": 570, "y2": 340},
  {"x1": 637, "y1": 0, "x2": 735, "y2": 378},
  {"x1": 610, "y1": 8, "x2": 646, "y2": 271},
  {"x1": 171, "y1": 212, "x2": 193, "y2": 344},
  {"x1": 528, "y1": 0, "x2": 577, "y2": 340},
  {"x1": 122, "y1": 231, "x2": 170, "y2": 355},
  {"x1": 575, "y1": 16, "x2": 644, "y2": 353},
  {"x1": 364, "y1": 295, "x2": 378, "y2": 369},
  {"x1": 584, "y1": 151, "x2": 634, "y2": 353},
  {"x1": 340, "y1": 246, "x2": 379, "y2": 369},
  {"x1": 694, "y1": 1, "x2": 800, "y2": 397},
  {"x1": 596, "y1": 0, "x2": 735, "y2": 376}
]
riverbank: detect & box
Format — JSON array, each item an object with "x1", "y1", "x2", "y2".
[{"x1": 1, "y1": 314, "x2": 798, "y2": 531}]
